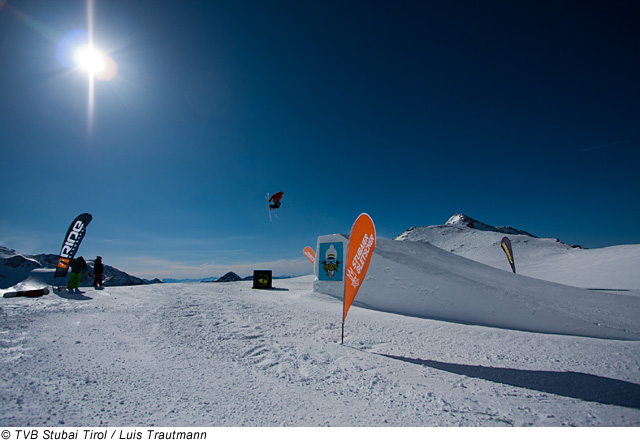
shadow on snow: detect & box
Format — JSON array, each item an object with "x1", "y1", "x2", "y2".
[
  {"x1": 378, "y1": 353, "x2": 640, "y2": 410},
  {"x1": 53, "y1": 289, "x2": 93, "y2": 301}
]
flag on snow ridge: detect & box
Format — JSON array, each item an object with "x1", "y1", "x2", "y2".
[{"x1": 501, "y1": 236, "x2": 516, "y2": 274}]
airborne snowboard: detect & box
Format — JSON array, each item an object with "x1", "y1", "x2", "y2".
[{"x1": 3, "y1": 288, "x2": 50, "y2": 298}]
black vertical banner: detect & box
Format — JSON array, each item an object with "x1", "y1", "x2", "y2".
[
  {"x1": 501, "y1": 236, "x2": 516, "y2": 274},
  {"x1": 53, "y1": 213, "x2": 93, "y2": 281}
]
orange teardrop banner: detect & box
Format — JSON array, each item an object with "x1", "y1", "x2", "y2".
[
  {"x1": 303, "y1": 246, "x2": 316, "y2": 264},
  {"x1": 343, "y1": 213, "x2": 376, "y2": 323}
]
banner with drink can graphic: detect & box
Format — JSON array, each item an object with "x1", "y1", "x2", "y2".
[{"x1": 318, "y1": 242, "x2": 343, "y2": 281}]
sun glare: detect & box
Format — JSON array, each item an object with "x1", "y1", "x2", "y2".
[{"x1": 75, "y1": 46, "x2": 105, "y2": 75}]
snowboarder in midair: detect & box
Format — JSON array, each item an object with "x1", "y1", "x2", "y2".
[{"x1": 269, "y1": 191, "x2": 284, "y2": 210}]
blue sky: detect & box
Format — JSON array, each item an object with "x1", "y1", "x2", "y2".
[{"x1": 1, "y1": 0, "x2": 639, "y2": 279}]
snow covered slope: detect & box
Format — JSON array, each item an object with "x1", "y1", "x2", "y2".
[
  {"x1": 2, "y1": 278, "x2": 640, "y2": 426},
  {"x1": 2, "y1": 215, "x2": 639, "y2": 426},
  {"x1": 316, "y1": 237, "x2": 640, "y2": 340},
  {"x1": 395, "y1": 214, "x2": 640, "y2": 290}
]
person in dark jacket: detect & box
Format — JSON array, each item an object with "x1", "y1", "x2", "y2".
[
  {"x1": 269, "y1": 191, "x2": 284, "y2": 210},
  {"x1": 93, "y1": 256, "x2": 104, "y2": 288},
  {"x1": 69, "y1": 256, "x2": 88, "y2": 292}
]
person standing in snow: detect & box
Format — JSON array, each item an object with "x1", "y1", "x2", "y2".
[
  {"x1": 93, "y1": 256, "x2": 104, "y2": 288},
  {"x1": 269, "y1": 191, "x2": 284, "y2": 210},
  {"x1": 68, "y1": 256, "x2": 88, "y2": 292}
]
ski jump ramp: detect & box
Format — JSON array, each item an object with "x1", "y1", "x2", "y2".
[{"x1": 313, "y1": 234, "x2": 640, "y2": 340}]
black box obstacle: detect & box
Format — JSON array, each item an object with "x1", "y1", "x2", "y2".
[{"x1": 252, "y1": 270, "x2": 273, "y2": 289}]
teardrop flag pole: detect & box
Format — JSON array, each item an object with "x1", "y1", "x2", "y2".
[
  {"x1": 303, "y1": 246, "x2": 316, "y2": 265},
  {"x1": 342, "y1": 213, "x2": 376, "y2": 344},
  {"x1": 501, "y1": 236, "x2": 516, "y2": 273},
  {"x1": 53, "y1": 213, "x2": 93, "y2": 286}
]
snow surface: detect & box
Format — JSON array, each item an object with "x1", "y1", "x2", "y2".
[
  {"x1": 1, "y1": 215, "x2": 639, "y2": 426},
  {"x1": 2, "y1": 276, "x2": 640, "y2": 425},
  {"x1": 337, "y1": 238, "x2": 640, "y2": 340}
]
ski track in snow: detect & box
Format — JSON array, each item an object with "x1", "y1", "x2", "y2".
[{"x1": 1, "y1": 278, "x2": 640, "y2": 427}]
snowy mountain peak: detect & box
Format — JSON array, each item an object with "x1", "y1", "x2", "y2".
[
  {"x1": 444, "y1": 213, "x2": 535, "y2": 237},
  {"x1": 445, "y1": 213, "x2": 480, "y2": 228},
  {"x1": 0, "y1": 246, "x2": 22, "y2": 259}
]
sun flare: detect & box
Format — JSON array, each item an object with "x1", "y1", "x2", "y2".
[{"x1": 75, "y1": 45, "x2": 105, "y2": 75}]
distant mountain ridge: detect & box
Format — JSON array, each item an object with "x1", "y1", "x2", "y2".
[
  {"x1": 396, "y1": 213, "x2": 537, "y2": 239},
  {"x1": 0, "y1": 246, "x2": 161, "y2": 290},
  {"x1": 443, "y1": 213, "x2": 536, "y2": 237},
  {"x1": 395, "y1": 213, "x2": 581, "y2": 248},
  {"x1": 162, "y1": 277, "x2": 219, "y2": 283},
  {"x1": 392, "y1": 213, "x2": 640, "y2": 289},
  {"x1": 165, "y1": 274, "x2": 299, "y2": 283}
]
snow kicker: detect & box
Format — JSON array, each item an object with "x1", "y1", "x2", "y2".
[{"x1": 315, "y1": 236, "x2": 640, "y2": 340}]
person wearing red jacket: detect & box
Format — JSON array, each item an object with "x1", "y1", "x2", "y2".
[{"x1": 269, "y1": 191, "x2": 284, "y2": 210}]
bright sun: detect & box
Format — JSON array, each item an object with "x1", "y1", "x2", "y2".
[{"x1": 75, "y1": 46, "x2": 105, "y2": 75}]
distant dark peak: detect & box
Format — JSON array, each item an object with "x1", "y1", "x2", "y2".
[{"x1": 216, "y1": 272, "x2": 242, "y2": 282}]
